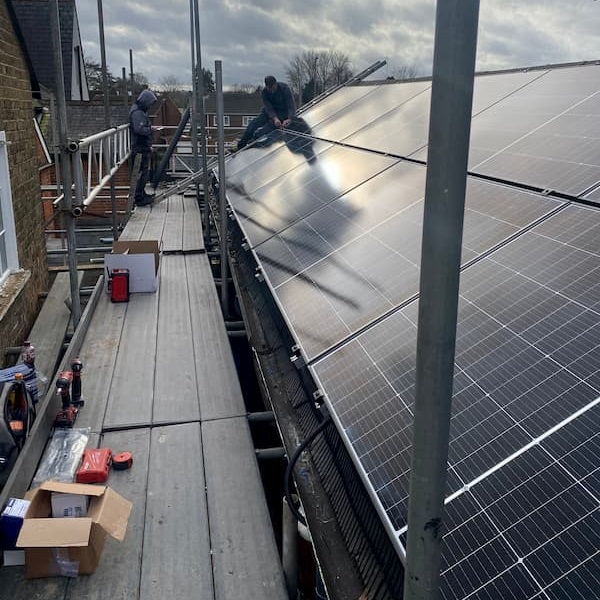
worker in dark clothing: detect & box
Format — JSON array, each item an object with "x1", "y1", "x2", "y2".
[
  {"x1": 129, "y1": 89, "x2": 158, "y2": 206},
  {"x1": 237, "y1": 76, "x2": 296, "y2": 150}
]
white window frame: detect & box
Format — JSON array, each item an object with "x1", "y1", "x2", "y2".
[
  {"x1": 212, "y1": 115, "x2": 230, "y2": 127},
  {"x1": 0, "y1": 131, "x2": 20, "y2": 283},
  {"x1": 242, "y1": 115, "x2": 255, "y2": 126}
]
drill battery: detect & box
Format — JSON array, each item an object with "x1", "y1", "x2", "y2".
[
  {"x1": 76, "y1": 448, "x2": 113, "y2": 483},
  {"x1": 109, "y1": 268, "x2": 130, "y2": 303}
]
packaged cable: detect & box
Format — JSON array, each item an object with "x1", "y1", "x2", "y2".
[{"x1": 31, "y1": 428, "x2": 90, "y2": 488}]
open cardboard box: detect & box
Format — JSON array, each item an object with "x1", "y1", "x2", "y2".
[
  {"x1": 16, "y1": 481, "x2": 132, "y2": 578},
  {"x1": 104, "y1": 239, "x2": 160, "y2": 293}
]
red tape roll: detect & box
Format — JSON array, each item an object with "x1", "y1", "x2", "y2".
[{"x1": 112, "y1": 451, "x2": 133, "y2": 470}]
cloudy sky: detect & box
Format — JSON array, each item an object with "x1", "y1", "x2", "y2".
[{"x1": 76, "y1": 0, "x2": 600, "y2": 89}]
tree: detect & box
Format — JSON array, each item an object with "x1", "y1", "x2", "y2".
[
  {"x1": 85, "y1": 58, "x2": 116, "y2": 93},
  {"x1": 390, "y1": 65, "x2": 421, "y2": 80},
  {"x1": 131, "y1": 72, "x2": 149, "y2": 95},
  {"x1": 155, "y1": 76, "x2": 189, "y2": 107},
  {"x1": 229, "y1": 83, "x2": 261, "y2": 94},
  {"x1": 285, "y1": 50, "x2": 354, "y2": 104},
  {"x1": 195, "y1": 67, "x2": 215, "y2": 95},
  {"x1": 157, "y1": 75, "x2": 182, "y2": 92},
  {"x1": 85, "y1": 57, "x2": 152, "y2": 98}
]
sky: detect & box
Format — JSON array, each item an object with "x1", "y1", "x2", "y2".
[{"x1": 75, "y1": 0, "x2": 600, "y2": 90}]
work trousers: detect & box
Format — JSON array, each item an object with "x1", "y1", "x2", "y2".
[
  {"x1": 133, "y1": 151, "x2": 151, "y2": 201},
  {"x1": 238, "y1": 111, "x2": 280, "y2": 148}
]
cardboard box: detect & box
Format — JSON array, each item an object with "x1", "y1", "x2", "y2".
[
  {"x1": 50, "y1": 492, "x2": 88, "y2": 518},
  {"x1": 104, "y1": 240, "x2": 160, "y2": 293},
  {"x1": 0, "y1": 498, "x2": 30, "y2": 550},
  {"x1": 16, "y1": 481, "x2": 132, "y2": 578}
]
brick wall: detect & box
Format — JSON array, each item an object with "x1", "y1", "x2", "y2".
[{"x1": 0, "y1": 0, "x2": 50, "y2": 364}]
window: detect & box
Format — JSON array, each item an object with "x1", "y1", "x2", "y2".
[
  {"x1": 212, "y1": 115, "x2": 230, "y2": 126},
  {"x1": 0, "y1": 132, "x2": 19, "y2": 282},
  {"x1": 242, "y1": 116, "x2": 255, "y2": 126}
]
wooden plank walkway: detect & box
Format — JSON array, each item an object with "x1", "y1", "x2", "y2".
[
  {"x1": 0, "y1": 195, "x2": 287, "y2": 599},
  {"x1": 30, "y1": 271, "x2": 83, "y2": 386}
]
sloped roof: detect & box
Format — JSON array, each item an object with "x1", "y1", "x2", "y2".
[
  {"x1": 5, "y1": 0, "x2": 40, "y2": 97},
  {"x1": 66, "y1": 100, "x2": 129, "y2": 141},
  {"x1": 225, "y1": 60, "x2": 600, "y2": 600},
  {"x1": 11, "y1": 0, "x2": 76, "y2": 97},
  {"x1": 204, "y1": 92, "x2": 263, "y2": 114}
]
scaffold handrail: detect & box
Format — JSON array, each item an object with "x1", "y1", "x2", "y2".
[{"x1": 68, "y1": 124, "x2": 131, "y2": 207}]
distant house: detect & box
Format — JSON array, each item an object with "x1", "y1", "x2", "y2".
[
  {"x1": 0, "y1": 0, "x2": 50, "y2": 362},
  {"x1": 11, "y1": 0, "x2": 89, "y2": 101},
  {"x1": 204, "y1": 92, "x2": 263, "y2": 153}
]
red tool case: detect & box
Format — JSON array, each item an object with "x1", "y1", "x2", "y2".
[{"x1": 76, "y1": 448, "x2": 113, "y2": 483}]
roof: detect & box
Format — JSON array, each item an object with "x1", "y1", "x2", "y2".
[
  {"x1": 225, "y1": 60, "x2": 600, "y2": 599},
  {"x1": 66, "y1": 100, "x2": 129, "y2": 141},
  {"x1": 4, "y1": 0, "x2": 40, "y2": 98},
  {"x1": 11, "y1": 0, "x2": 83, "y2": 99},
  {"x1": 204, "y1": 92, "x2": 263, "y2": 114}
]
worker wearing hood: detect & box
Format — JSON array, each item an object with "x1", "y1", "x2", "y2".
[{"x1": 129, "y1": 89, "x2": 158, "y2": 206}]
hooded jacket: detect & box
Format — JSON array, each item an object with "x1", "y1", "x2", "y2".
[{"x1": 129, "y1": 89, "x2": 157, "y2": 153}]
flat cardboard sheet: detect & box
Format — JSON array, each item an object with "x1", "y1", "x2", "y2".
[
  {"x1": 17, "y1": 518, "x2": 93, "y2": 547},
  {"x1": 105, "y1": 240, "x2": 160, "y2": 293}
]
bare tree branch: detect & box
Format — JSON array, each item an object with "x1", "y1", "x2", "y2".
[{"x1": 285, "y1": 50, "x2": 354, "y2": 104}]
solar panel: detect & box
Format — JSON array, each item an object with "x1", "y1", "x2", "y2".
[
  {"x1": 299, "y1": 85, "x2": 375, "y2": 128},
  {"x1": 227, "y1": 137, "x2": 331, "y2": 190},
  {"x1": 309, "y1": 202, "x2": 600, "y2": 599},
  {"x1": 229, "y1": 144, "x2": 399, "y2": 248},
  {"x1": 228, "y1": 65, "x2": 600, "y2": 198},
  {"x1": 469, "y1": 95, "x2": 600, "y2": 196},
  {"x1": 384, "y1": 65, "x2": 600, "y2": 196},
  {"x1": 583, "y1": 185, "x2": 600, "y2": 203},
  {"x1": 254, "y1": 162, "x2": 425, "y2": 287},
  {"x1": 440, "y1": 406, "x2": 600, "y2": 600},
  {"x1": 469, "y1": 70, "x2": 549, "y2": 116},
  {"x1": 356, "y1": 69, "x2": 545, "y2": 161},
  {"x1": 256, "y1": 169, "x2": 563, "y2": 360},
  {"x1": 225, "y1": 62, "x2": 600, "y2": 600},
  {"x1": 310, "y1": 81, "x2": 431, "y2": 144},
  {"x1": 469, "y1": 65, "x2": 600, "y2": 195},
  {"x1": 343, "y1": 90, "x2": 432, "y2": 157}
]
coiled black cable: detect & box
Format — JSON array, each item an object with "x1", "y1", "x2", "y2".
[{"x1": 283, "y1": 415, "x2": 333, "y2": 526}]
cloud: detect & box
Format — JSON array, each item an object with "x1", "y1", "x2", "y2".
[{"x1": 76, "y1": 0, "x2": 600, "y2": 88}]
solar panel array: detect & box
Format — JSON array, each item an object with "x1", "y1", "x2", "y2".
[{"x1": 225, "y1": 62, "x2": 600, "y2": 599}]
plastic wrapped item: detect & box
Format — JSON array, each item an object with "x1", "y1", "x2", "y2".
[
  {"x1": 34, "y1": 370, "x2": 49, "y2": 404},
  {"x1": 51, "y1": 548, "x2": 79, "y2": 578},
  {"x1": 31, "y1": 428, "x2": 90, "y2": 489}
]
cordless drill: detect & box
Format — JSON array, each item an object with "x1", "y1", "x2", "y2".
[
  {"x1": 54, "y1": 370, "x2": 76, "y2": 427},
  {"x1": 71, "y1": 357, "x2": 84, "y2": 407}
]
